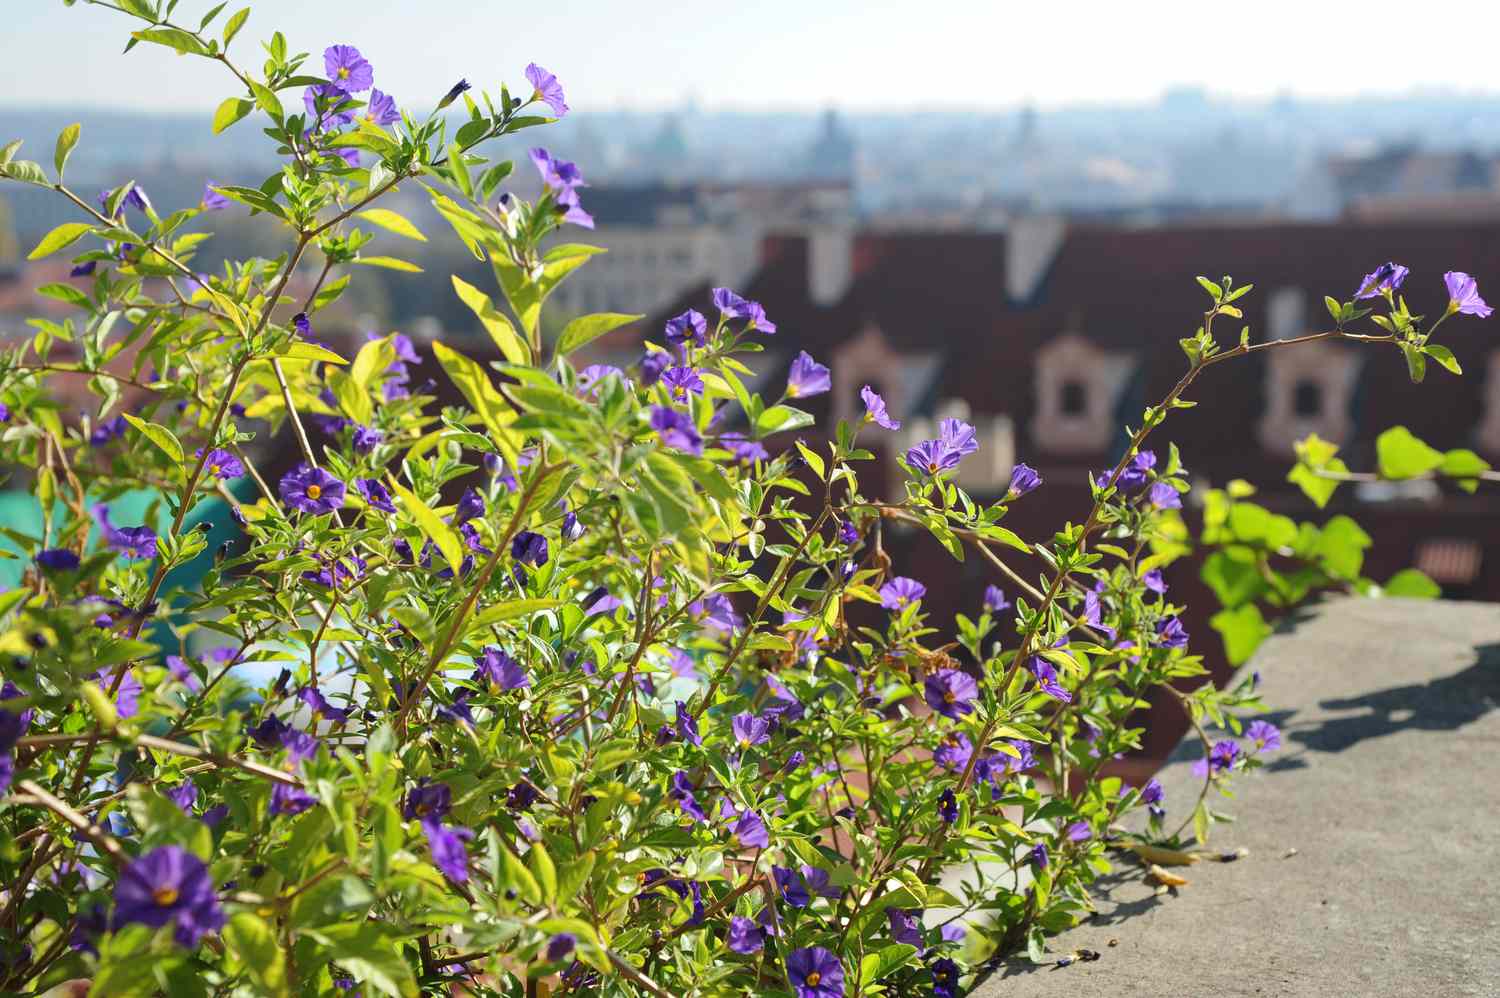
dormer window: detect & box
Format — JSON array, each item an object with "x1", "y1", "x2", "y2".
[
  {"x1": 1031, "y1": 333, "x2": 1136, "y2": 456},
  {"x1": 1060, "y1": 379, "x2": 1087, "y2": 417},
  {"x1": 1257, "y1": 342, "x2": 1361, "y2": 457}
]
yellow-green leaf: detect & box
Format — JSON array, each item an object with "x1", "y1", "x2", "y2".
[
  {"x1": 28, "y1": 222, "x2": 93, "y2": 261},
  {"x1": 122, "y1": 413, "x2": 184, "y2": 463},
  {"x1": 222, "y1": 6, "x2": 250, "y2": 46},
  {"x1": 358, "y1": 208, "x2": 426, "y2": 242},
  {"x1": 278, "y1": 341, "x2": 348, "y2": 365},
  {"x1": 54, "y1": 123, "x2": 80, "y2": 179},
  {"x1": 224, "y1": 913, "x2": 289, "y2": 998},
  {"x1": 452, "y1": 275, "x2": 529, "y2": 365},
  {"x1": 468, "y1": 598, "x2": 563, "y2": 631},
  {"x1": 212, "y1": 97, "x2": 254, "y2": 134},
  {"x1": 430, "y1": 341, "x2": 521, "y2": 468},
  {"x1": 555, "y1": 312, "x2": 643, "y2": 357},
  {"x1": 352, "y1": 255, "x2": 422, "y2": 273},
  {"x1": 389, "y1": 480, "x2": 463, "y2": 575}
]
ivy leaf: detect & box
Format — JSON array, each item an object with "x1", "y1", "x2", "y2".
[
  {"x1": 1382, "y1": 568, "x2": 1440, "y2": 599},
  {"x1": 1439, "y1": 448, "x2": 1490, "y2": 493},
  {"x1": 1210, "y1": 604, "x2": 1272, "y2": 666}
]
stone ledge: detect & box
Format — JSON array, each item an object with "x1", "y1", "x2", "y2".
[{"x1": 972, "y1": 596, "x2": 1500, "y2": 998}]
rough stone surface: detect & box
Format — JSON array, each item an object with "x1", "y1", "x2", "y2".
[{"x1": 971, "y1": 596, "x2": 1500, "y2": 998}]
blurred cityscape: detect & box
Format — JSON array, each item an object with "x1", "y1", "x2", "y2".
[{"x1": 4, "y1": 89, "x2": 1500, "y2": 749}]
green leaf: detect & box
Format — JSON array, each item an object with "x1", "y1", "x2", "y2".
[
  {"x1": 121, "y1": 413, "x2": 184, "y2": 463},
  {"x1": 430, "y1": 341, "x2": 522, "y2": 467},
  {"x1": 35, "y1": 282, "x2": 92, "y2": 309},
  {"x1": 794, "y1": 439, "x2": 826, "y2": 479},
  {"x1": 451, "y1": 275, "x2": 530, "y2": 365},
  {"x1": 1400, "y1": 341, "x2": 1426, "y2": 383},
  {"x1": 1382, "y1": 568, "x2": 1441, "y2": 599},
  {"x1": 528, "y1": 842, "x2": 558, "y2": 904},
  {"x1": 28, "y1": 222, "x2": 92, "y2": 260},
  {"x1": 288, "y1": 875, "x2": 376, "y2": 930},
  {"x1": 1210, "y1": 604, "x2": 1272, "y2": 666},
  {"x1": 1196, "y1": 275, "x2": 1223, "y2": 300},
  {"x1": 859, "y1": 944, "x2": 918, "y2": 987},
  {"x1": 352, "y1": 255, "x2": 423, "y2": 273},
  {"x1": 1286, "y1": 457, "x2": 1345, "y2": 509},
  {"x1": 304, "y1": 923, "x2": 418, "y2": 998},
  {"x1": 1375, "y1": 426, "x2": 1444, "y2": 480},
  {"x1": 389, "y1": 480, "x2": 463, "y2": 575},
  {"x1": 278, "y1": 341, "x2": 348, "y2": 365},
  {"x1": 1315, "y1": 514, "x2": 1372, "y2": 579},
  {"x1": 212, "y1": 96, "x2": 254, "y2": 134},
  {"x1": 468, "y1": 598, "x2": 564, "y2": 631},
  {"x1": 1440, "y1": 448, "x2": 1490, "y2": 493},
  {"x1": 131, "y1": 27, "x2": 211, "y2": 55},
  {"x1": 224, "y1": 913, "x2": 288, "y2": 998},
  {"x1": 222, "y1": 6, "x2": 250, "y2": 46},
  {"x1": 1423, "y1": 343, "x2": 1462, "y2": 375},
  {"x1": 53, "y1": 122, "x2": 80, "y2": 179},
  {"x1": 555, "y1": 312, "x2": 642, "y2": 357},
  {"x1": 357, "y1": 208, "x2": 427, "y2": 242},
  {"x1": 756, "y1": 404, "x2": 815, "y2": 436},
  {"x1": 1200, "y1": 550, "x2": 1266, "y2": 607}
]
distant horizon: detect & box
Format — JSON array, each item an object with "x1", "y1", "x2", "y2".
[{"x1": 7, "y1": 1, "x2": 1500, "y2": 116}]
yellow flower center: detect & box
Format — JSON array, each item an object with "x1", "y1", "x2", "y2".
[
  {"x1": 209, "y1": 464, "x2": 220, "y2": 476},
  {"x1": 787, "y1": 385, "x2": 800, "y2": 398},
  {"x1": 943, "y1": 691, "x2": 955, "y2": 704},
  {"x1": 305, "y1": 484, "x2": 322, "y2": 500},
  {"x1": 337, "y1": 67, "x2": 350, "y2": 80},
  {"x1": 927, "y1": 461, "x2": 939, "y2": 473},
  {"x1": 806, "y1": 972, "x2": 822, "y2": 987},
  {"x1": 415, "y1": 802, "x2": 430, "y2": 816},
  {"x1": 153, "y1": 886, "x2": 179, "y2": 907},
  {"x1": 673, "y1": 387, "x2": 686, "y2": 400}
]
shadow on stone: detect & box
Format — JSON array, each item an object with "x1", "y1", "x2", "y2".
[{"x1": 1290, "y1": 640, "x2": 1500, "y2": 754}]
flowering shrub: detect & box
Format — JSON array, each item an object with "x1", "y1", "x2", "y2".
[{"x1": 0, "y1": 4, "x2": 1490, "y2": 996}]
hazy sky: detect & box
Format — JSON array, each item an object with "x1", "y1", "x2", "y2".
[{"x1": 6, "y1": 1, "x2": 1500, "y2": 113}]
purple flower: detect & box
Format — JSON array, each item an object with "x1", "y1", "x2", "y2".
[
  {"x1": 664, "y1": 308, "x2": 707, "y2": 348},
  {"x1": 529, "y1": 147, "x2": 585, "y2": 192},
  {"x1": 860, "y1": 385, "x2": 900, "y2": 430},
  {"x1": 1157, "y1": 615, "x2": 1189, "y2": 649},
  {"x1": 730, "y1": 807, "x2": 770, "y2": 849},
  {"x1": 436, "y1": 690, "x2": 475, "y2": 727},
  {"x1": 297, "y1": 686, "x2": 350, "y2": 723},
  {"x1": 764, "y1": 677, "x2": 804, "y2": 722},
  {"x1": 546, "y1": 933, "x2": 576, "y2": 962},
  {"x1": 879, "y1": 576, "x2": 926, "y2": 610},
  {"x1": 983, "y1": 585, "x2": 1010, "y2": 613},
  {"x1": 279, "y1": 729, "x2": 318, "y2": 766},
  {"x1": 92, "y1": 504, "x2": 157, "y2": 560},
  {"x1": 727, "y1": 915, "x2": 765, "y2": 954},
  {"x1": 932, "y1": 957, "x2": 962, "y2": 998},
  {"x1": 674, "y1": 701, "x2": 702, "y2": 746},
  {"x1": 103, "y1": 667, "x2": 143, "y2": 718},
  {"x1": 577, "y1": 364, "x2": 623, "y2": 396},
  {"x1": 525, "y1": 63, "x2": 569, "y2": 117},
  {"x1": 1354, "y1": 261, "x2": 1409, "y2": 299},
  {"x1": 324, "y1": 44, "x2": 374, "y2": 92},
  {"x1": 278, "y1": 464, "x2": 345, "y2": 514},
  {"x1": 887, "y1": 907, "x2": 924, "y2": 947},
  {"x1": 938, "y1": 418, "x2": 978, "y2": 459},
  {"x1": 1149, "y1": 481, "x2": 1182, "y2": 509},
  {"x1": 1008, "y1": 462, "x2": 1042, "y2": 498},
  {"x1": 201, "y1": 448, "x2": 244, "y2": 480},
  {"x1": 302, "y1": 83, "x2": 354, "y2": 130},
  {"x1": 732, "y1": 712, "x2": 771, "y2": 748},
  {"x1": 89, "y1": 414, "x2": 126, "y2": 446},
  {"x1": 270, "y1": 781, "x2": 317, "y2": 817},
  {"x1": 455, "y1": 487, "x2": 486, "y2": 524},
  {"x1": 164, "y1": 780, "x2": 197, "y2": 814},
  {"x1": 669, "y1": 771, "x2": 708, "y2": 823},
  {"x1": 640, "y1": 350, "x2": 670, "y2": 386},
  {"x1": 691, "y1": 594, "x2": 742, "y2": 634},
  {"x1": 838, "y1": 519, "x2": 860, "y2": 546},
  {"x1": 1030, "y1": 842, "x2": 1050, "y2": 869},
  {"x1": 1444, "y1": 271, "x2": 1492, "y2": 318},
  {"x1": 744, "y1": 300, "x2": 777, "y2": 334},
  {"x1": 583, "y1": 587, "x2": 622, "y2": 615},
  {"x1": 1066, "y1": 820, "x2": 1092, "y2": 842},
  {"x1": 1140, "y1": 777, "x2": 1164, "y2": 806},
  {"x1": 552, "y1": 185, "x2": 594, "y2": 229},
  {"x1": 438, "y1": 79, "x2": 470, "y2": 109},
  {"x1": 924, "y1": 669, "x2": 979, "y2": 720},
  {"x1": 934, "y1": 734, "x2": 974, "y2": 772},
  {"x1": 361, "y1": 88, "x2": 399, "y2": 126},
  {"x1": 662, "y1": 366, "x2": 705, "y2": 401},
  {"x1": 113, "y1": 845, "x2": 225, "y2": 948},
  {"x1": 787, "y1": 947, "x2": 843, "y2": 998},
  {"x1": 711, "y1": 287, "x2": 752, "y2": 320},
  {"x1": 938, "y1": 788, "x2": 958, "y2": 824},
  {"x1": 511, "y1": 530, "x2": 548, "y2": 566},
  {"x1": 1027, "y1": 656, "x2": 1072, "y2": 703},
  {"x1": 403, "y1": 781, "x2": 452, "y2": 820},
  {"x1": 164, "y1": 655, "x2": 202, "y2": 692},
  {"x1": 772, "y1": 865, "x2": 809, "y2": 908},
  {"x1": 355, "y1": 478, "x2": 396, "y2": 513},
  {"x1": 71, "y1": 261, "x2": 97, "y2": 278},
  {"x1": 1193, "y1": 739, "x2": 1242, "y2": 777},
  {"x1": 651, "y1": 405, "x2": 703, "y2": 455},
  {"x1": 199, "y1": 183, "x2": 230, "y2": 211},
  {"x1": 1246, "y1": 720, "x2": 1282, "y2": 752},
  {"x1": 720, "y1": 432, "x2": 769, "y2": 463},
  {"x1": 785, "y1": 351, "x2": 831, "y2": 399},
  {"x1": 1117, "y1": 450, "x2": 1157, "y2": 492},
  {"x1": 906, "y1": 438, "x2": 962, "y2": 477},
  {"x1": 476, "y1": 646, "x2": 528, "y2": 690},
  {"x1": 422, "y1": 816, "x2": 473, "y2": 883},
  {"x1": 35, "y1": 548, "x2": 80, "y2": 571},
  {"x1": 1142, "y1": 568, "x2": 1168, "y2": 595},
  {"x1": 351, "y1": 424, "x2": 382, "y2": 454}
]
